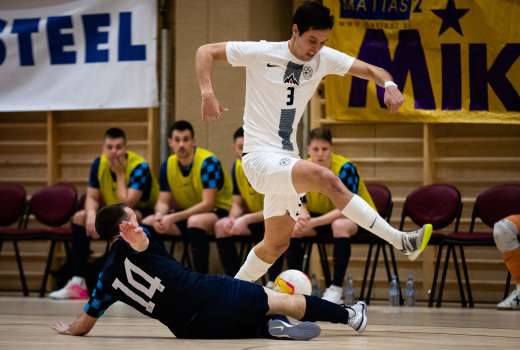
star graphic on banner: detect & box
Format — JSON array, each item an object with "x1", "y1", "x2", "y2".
[{"x1": 431, "y1": 0, "x2": 470, "y2": 36}]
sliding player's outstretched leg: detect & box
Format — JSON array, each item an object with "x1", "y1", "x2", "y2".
[{"x1": 265, "y1": 287, "x2": 368, "y2": 338}]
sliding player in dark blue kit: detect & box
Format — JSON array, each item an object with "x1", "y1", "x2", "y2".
[{"x1": 51, "y1": 203, "x2": 367, "y2": 340}]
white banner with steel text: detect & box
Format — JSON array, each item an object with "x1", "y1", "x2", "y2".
[{"x1": 0, "y1": 0, "x2": 158, "y2": 111}]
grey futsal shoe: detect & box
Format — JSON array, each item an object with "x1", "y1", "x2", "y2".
[
  {"x1": 345, "y1": 301, "x2": 367, "y2": 333},
  {"x1": 268, "y1": 318, "x2": 321, "y2": 341}
]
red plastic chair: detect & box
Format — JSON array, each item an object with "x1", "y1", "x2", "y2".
[
  {"x1": 0, "y1": 184, "x2": 29, "y2": 295},
  {"x1": 442, "y1": 184, "x2": 520, "y2": 307},
  {"x1": 398, "y1": 184, "x2": 463, "y2": 307},
  {"x1": 26, "y1": 183, "x2": 78, "y2": 297}
]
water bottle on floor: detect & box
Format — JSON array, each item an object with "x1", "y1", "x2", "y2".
[
  {"x1": 343, "y1": 274, "x2": 355, "y2": 305},
  {"x1": 404, "y1": 272, "x2": 416, "y2": 306},
  {"x1": 388, "y1": 274, "x2": 400, "y2": 313}
]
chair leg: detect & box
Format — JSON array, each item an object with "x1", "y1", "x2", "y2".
[
  {"x1": 302, "y1": 241, "x2": 313, "y2": 274},
  {"x1": 181, "y1": 240, "x2": 192, "y2": 269},
  {"x1": 436, "y1": 244, "x2": 452, "y2": 307},
  {"x1": 237, "y1": 240, "x2": 246, "y2": 262},
  {"x1": 318, "y1": 242, "x2": 332, "y2": 286},
  {"x1": 63, "y1": 241, "x2": 71, "y2": 261},
  {"x1": 458, "y1": 245, "x2": 474, "y2": 308},
  {"x1": 366, "y1": 244, "x2": 381, "y2": 305},
  {"x1": 359, "y1": 243, "x2": 374, "y2": 300},
  {"x1": 429, "y1": 245, "x2": 444, "y2": 307},
  {"x1": 451, "y1": 246, "x2": 467, "y2": 307},
  {"x1": 388, "y1": 246, "x2": 403, "y2": 305},
  {"x1": 504, "y1": 272, "x2": 512, "y2": 300},
  {"x1": 169, "y1": 240, "x2": 176, "y2": 257},
  {"x1": 13, "y1": 241, "x2": 29, "y2": 297},
  {"x1": 40, "y1": 240, "x2": 57, "y2": 297},
  {"x1": 381, "y1": 244, "x2": 392, "y2": 281}
]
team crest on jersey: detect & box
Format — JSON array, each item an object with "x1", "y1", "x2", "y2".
[
  {"x1": 283, "y1": 61, "x2": 303, "y2": 85},
  {"x1": 302, "y1": 65, "x2": 313, "y2": 80},
  {"x1": 279, "y1": 158, "x2": 290, "y2": 166}
]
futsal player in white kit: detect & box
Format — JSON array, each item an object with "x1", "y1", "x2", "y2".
[{"x1": 195, "y1": 1, "x2": 432, "y2": 284}]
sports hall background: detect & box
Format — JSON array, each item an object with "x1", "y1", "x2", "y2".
[{"x1": 0, "y1": 0, "x2": 519, "y2": 306}]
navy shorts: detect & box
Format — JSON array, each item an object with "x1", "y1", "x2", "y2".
[{"x1": 174, "y1": 275, "x2": 270, "y2": 339}]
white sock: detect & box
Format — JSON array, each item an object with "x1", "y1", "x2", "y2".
[
  {"x1": 516, "y1": 284, "x2": 520, "y2": 292},
  {"x1": 235, "y1": 248, "x2": 272, "y2": 282},
  {"x1": 341, "y1": 195, "x2": 403, "y2": 249},
  {"x1": 71, "y1": 276, "x2": 85, "y2": 285}
]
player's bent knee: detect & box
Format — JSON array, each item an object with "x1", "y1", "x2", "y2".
[
  {"x1": 332, "y1": 219, "x2": 357, "y2": 238},
  {"x1": 319, "y1": 170, "x2": 345, "y2": 195},
  {"x1": 72, "y1": 210, "x2": 86, "y2": 225},
  {"x1": 494, "y1": 219, "x2": 520, "y2": 253},
  {"x1": 141, "y1": 215, "x2": 155, "y2": 226}
]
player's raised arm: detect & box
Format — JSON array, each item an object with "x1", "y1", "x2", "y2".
[
  {"x1": 195, "y1": 42, "x2": 229, "y2": 121},
  {"x1": 347, "y1": 59, "x2": 404, "y2": 113},
  {"x1": 50, "y1": 312, "x2": 97, "y2": 336}
]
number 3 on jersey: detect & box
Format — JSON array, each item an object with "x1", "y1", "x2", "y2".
[
  {"x1": 286, "y1": 86, "x2": 294, "y2": 106},
  {"x1": 112, "y1": 258, "x2": 165, "y2": 313},
  {"x1": 279, "y1": 87, "x2": 296, "y2": 151}
]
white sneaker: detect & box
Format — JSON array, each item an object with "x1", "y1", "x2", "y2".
[
  {"x1": 345, "y1": 301, "x2": 367, "y2": 333},
  {"x1": 322, "y1": 285, "x2": 343, "y2": 304},
  {"x1": 48, "y1": 278, "x2": 88, "y2": 300},
  {"x1": 401, "y1": 224, "x2": 433, "y2": 261},
  {"x1": 497, "y1": 288, "x2": 520, "y2": 310}
]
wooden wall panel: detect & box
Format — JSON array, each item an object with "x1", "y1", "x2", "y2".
[{"x1": 175, "y1": 0, "x2": 210, "y2": 151}]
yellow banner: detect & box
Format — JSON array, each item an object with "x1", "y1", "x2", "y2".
[{"x1": 323, "y1": 0, "x2": 520, "y2": 123}]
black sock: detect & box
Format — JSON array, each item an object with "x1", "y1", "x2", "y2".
[
  {"x1": 268, "y1": 255, "x2": 284, "y2": 281},
  {"x1": 301, "y1": 295, "x2": 349, "y2": 324},
  {"x1": 332, "y1": 237, "x2": 351, "y2": 286},
  {"x1": 286, "y1": 238, "x2": 304, "y2": 270},
  {"x1": 71, "y1": 223, "x2": 90, "y2": 278},
  {"x1": 186, "y1": 227, "x2": 209, "y2": 274},
  {"x1": 216, "y1": 236, "x2": 239, "y2": 276}
]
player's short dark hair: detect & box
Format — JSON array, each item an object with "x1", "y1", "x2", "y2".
[
  {"x1": 95, "y1": 203, "x2": 128, "y2": 240},
  {"x1": 169, "y1": 120, "x2": 194, "y2": 138},
  {"x1": 104, "y1": 127, "x2": 126, "y2": 142},
  {"x1": 308, "y1": 127, "x2": 332, "y2": 144},
  {"x1": 293, "y1": 1, "x2": 334, "y2": 35},
  {"x1": 233, "y1": 126, "x2": 244, "y2": 140}
]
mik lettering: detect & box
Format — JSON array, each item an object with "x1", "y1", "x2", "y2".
[
  {"x1": 349, "y1": 29, "x2": 519, "y2": 112},
  {"x1": 0, "y1": 12, "x2": 146, "y2": 66}
]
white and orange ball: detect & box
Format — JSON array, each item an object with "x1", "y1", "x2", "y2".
[{"x1": 273, "y1": 269, "x2": 312, "y2": 295}]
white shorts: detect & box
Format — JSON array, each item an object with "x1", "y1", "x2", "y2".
[{"x1": 242, "y1": 152, "x2": 304, "y2": 221}]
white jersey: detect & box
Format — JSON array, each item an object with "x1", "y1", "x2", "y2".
[{"x1": 226, "y1": 41, "x2": 355, "y2": 155}]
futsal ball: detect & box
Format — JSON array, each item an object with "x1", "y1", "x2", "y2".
[{"x1": 273, "y1": 269, "x2": 312, "y2": 295}]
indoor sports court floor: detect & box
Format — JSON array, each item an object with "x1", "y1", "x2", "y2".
[{"x1": 0, "y1": 297, "x2": 518, "y2": 350}]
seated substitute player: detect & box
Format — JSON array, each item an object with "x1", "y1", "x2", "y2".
[
  {"x1": 51, "y1": 203, "x2": 369, "y2": 340},
  {"x1": 142, "y1": 120, "x2": 232, "y2": 274},
  {"x1": 287, "y1": 128, "x2": 376, "y2": 304},
  {"x1": 494, "y1": 214, "x2": 520, "y2": 310},
  {"x1": 196, "y1": 1, "x2": 432, "y2": 284},
  {"x1": 214, "y1": 127, "x2": 284, "y2": 282},
  {"x1": 49, "y1": 127, "x2": 159, "y2": 299}
]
